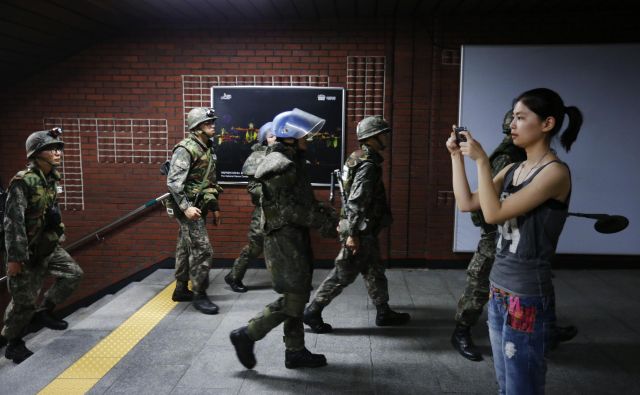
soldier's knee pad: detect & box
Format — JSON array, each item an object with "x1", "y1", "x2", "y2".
[{"x1": 282, "y1": 293, "x2": 309, "y2": 317}]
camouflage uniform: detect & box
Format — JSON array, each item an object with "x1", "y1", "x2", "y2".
[
  {"x1": 167, "y1": 134, "x2": 221, "y2": 293},
  {"x1": 454, "y1": 137, "x2": 526, "y2": 327},
  {"x1": 311, "y1": 144, "x2": 393, "y2": 308},
  {"x1": 246, "y1": 142, "x2": 337, "y2": 351},
  {"x1": 229, "y1": 144, "x2": 267, "y2": 281},
  {"x1": 2, "y1": 165, "x2": 83, "y2": 340}
]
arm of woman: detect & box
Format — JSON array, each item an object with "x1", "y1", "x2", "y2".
[{"x1": 448, "y1": 130, "x2": 505, "y2": 212}]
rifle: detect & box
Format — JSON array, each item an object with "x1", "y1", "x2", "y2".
[
  {"x1": 333, "y1": 169, "x2": 354, "y2": 223},
  {"x1": 333, "y1": 168, "x2": 361, "y2": 254}
]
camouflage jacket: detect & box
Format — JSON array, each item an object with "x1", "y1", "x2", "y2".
[
  {"x1": 340, "y1": 144, "x2": 392, "y2": 237},
  {"x1": 470, "y1": 136, "x2": 526, "y2": 228},
  {"x1": 3, "y1": 164, "x2": 64, "y2": 264},
  {"x1": 242, "y1": 143, "x2": 267, "y2": 207},
  {"x1": 167, "y1": 134, "x2": 222, "y2": 213},
  {"x1": 255, "y1": 142, "x2": 337, "y2": 237}
]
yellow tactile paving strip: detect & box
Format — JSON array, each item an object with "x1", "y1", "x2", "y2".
[{"x1": 38, "y1": 281, "x2": 179, "y2": 395}]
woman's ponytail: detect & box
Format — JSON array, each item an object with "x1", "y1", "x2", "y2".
[{"x1": 560, "y1": 106, "x2": 583, "y2": 152}]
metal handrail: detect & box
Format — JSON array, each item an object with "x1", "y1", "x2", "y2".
[{"x1": 0, "y1": 193, "x2": 170, "y2": 285}]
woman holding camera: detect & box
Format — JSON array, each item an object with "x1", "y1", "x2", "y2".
[{"x1": 447, "y1": 88, "x2": 582, "y2": 394}]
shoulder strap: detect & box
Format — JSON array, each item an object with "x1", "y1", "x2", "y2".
[
  {"x1": 502, "y1": 162, "x2": 521, "y2": 188},
  {"x1": 528, "y1": 160, "x2": 562, "y2": 180}
]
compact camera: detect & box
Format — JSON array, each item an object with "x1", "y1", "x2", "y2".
[{"x1": 454, "y1": 126, "x2": 467, "y2": 145}]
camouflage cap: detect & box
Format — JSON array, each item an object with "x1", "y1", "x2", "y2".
[
  {"x1": 356, "y1": 116, "x2": 390, "y2": 141},
  {"x1": 26, "y1": 127, "x2": 64, "y2": 159},
  {"x1": 187, "y1": 107, "x2": 217, "y2": 131}
]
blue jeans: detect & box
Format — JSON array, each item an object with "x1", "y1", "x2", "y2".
[{"x1": 488, "y1": 286, "x2": 554, "y2": 395}]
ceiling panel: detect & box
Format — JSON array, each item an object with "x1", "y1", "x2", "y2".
[
  {"x1": 314, "y1": 0, "x2": 337, "y2": 18},
  {"x1": 377, "y1": 0, "x2": 399, "y2": 17},
  {"x1": 5, "y1": 0, "x2": 114, "y2": 34},
  {"x1": 398, "y1": 0, "x2": 423, "y2": 16},
  {"x1": 294, "y1": 0, "x2": 318, "y2": 18},
  {"x1": 271, "y1": 0, "x2": 299, "y2": 18},
  {"x1": 356, "y1": 0, "x2": 376, "y2": 17},
  {"x1": 0, "y1": 0, "x2": 634, "y2": 87},
  {"x1": 335, "y1": 0, "x2": 357, "y2": 18}
]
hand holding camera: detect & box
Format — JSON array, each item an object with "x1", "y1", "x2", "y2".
[{"x1": 454, "y1": 126, "x2": 468, "y2": 145}]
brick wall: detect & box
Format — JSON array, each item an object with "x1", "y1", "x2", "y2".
[{"x1": 1, "y1": 14, "x2": 636, "y2": 310}]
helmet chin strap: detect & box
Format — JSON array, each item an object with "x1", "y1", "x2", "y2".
[
  {"x1": 371, "y1": 134, "x2": 386, "y2": 150},
  {"x1": 34, "y1": 155, "x2": 58, "y2": 170}
]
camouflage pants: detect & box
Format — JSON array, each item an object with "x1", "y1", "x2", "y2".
[
  {"x1": 230, "y1": 206, "x2": 264, "y2": 281},
  {"x1": 245, "y1": 225, "x2": 313, "y2": 351},
  {"x1": 455, "y1": 229, "x2": 497, "y2": 327},
  {"x1": 312, "y1": 234, "x2": 389, "y2": 307},
  {"x1": 247, "y1": 292, "x2": 308, "y2": 351},
  {"x1": 2, "y1": 245, "x2": 83, "y2": 340},
  {"x1": 174, "y1": 215, "x2": 213, "y2": 293}
]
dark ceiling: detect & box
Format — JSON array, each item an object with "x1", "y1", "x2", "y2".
[{"x1": 0, "y1": 0, "x2": 635, "y2": 87}]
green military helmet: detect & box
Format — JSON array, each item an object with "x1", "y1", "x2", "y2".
[
  {"x1": 26, "y1": 127, "x2": 64, "y2": 159},
  {"x1": 356, "y1": 116, "x2": 391, "y2": 141},
  {"x1": 187, "y1": 107, "x2": 217, "y2": 131},
  {"x1": 502, "y1": 109, "x2": 514, "y2": 135}
]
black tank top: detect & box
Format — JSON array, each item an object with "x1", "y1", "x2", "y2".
[{"x1": 489, "y1": 160, "x2": 571, "y2": 296}]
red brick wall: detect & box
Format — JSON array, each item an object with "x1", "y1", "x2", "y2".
[{"x1": 1, "y1": 15, "x2": 636, "y2": 310}]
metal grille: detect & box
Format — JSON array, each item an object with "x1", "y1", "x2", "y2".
[
  {"x1": 90, "y1": 119, "x2": 169, "y2": 164},
  {"x1": 43, "y1": 119, "x2": 85, "y2": 210},
  {"x1": 44, "y1": 118, "x2": 169, "y2": 210},
  {"x1": 347, "y1": 56, "x2": 385, "y2": 119},
  {"x1": 182, "y1": 74, "x2": 330, "y2": 133}
]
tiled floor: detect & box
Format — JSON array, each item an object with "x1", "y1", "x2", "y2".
[{"x1": 1, "y1": 268, "x2": 639, "y2": 394}]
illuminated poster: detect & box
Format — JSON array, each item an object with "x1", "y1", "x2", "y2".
[{"x1": 211, "y1": 86, "x2": 345, "y2": 185}]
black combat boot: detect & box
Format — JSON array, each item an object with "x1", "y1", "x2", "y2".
[
  {"x1": 285, "y1": 347, "x2": 327, "y2": 369},
  {"x1": 375, "y1": 303, "x2": 411, "y2": 327},
  {"x1": 230, "y1": 326, "x2": 256, "y2": 369},
  {"x1": 33, "y1": 301, "x2": 68, "y2": 330},
  {"x1": 451, "y1": 324, "x2": 483, "y2": 362},
  {"x1": 303, "y1": 301, "x2": 332, "y2": 333},
  {"x1": 192, "y1": 292, "x2": 219, "y2": 315},
  {"x1": 224, "y1": 272, "x2": 248, "y2": 293},
  {"x1": 5, "y1": 338, "x2": 33, "y2": 364},
  {"x1": 549, "y1": 324, "x2": 578, "y2": 351},
  {"x1": 171, "y1": 281, "x2": 194, "y2": 302}
]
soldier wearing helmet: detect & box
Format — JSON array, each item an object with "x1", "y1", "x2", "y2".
[
  {"x1": 303, "y1": 115, "x2": 410, "y2": 334},
  {"x1": 230, "y1": 109, "x2": 338, "y2": 370},
  {"x1": 224, "y1": 122, "x2": 275, "y2": 293},
  {"x1": 166, "y1": 107, "x2": 222, "y2": 314},
  {"x1": 1, "y1": 128, "x2": 83, "y2": 364}
]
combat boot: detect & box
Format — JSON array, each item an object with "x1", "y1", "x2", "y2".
[
  {"x1": 5, "y1": 338, "x2": 33, "y2": 364},
  {"x1": 303, "y1": 301, "x2": 332, "y2": 333},
  {"x1": 171, "y1": 280, "x2": 194, "y2": 302},
  {"x1": 192, "y1": 292, "x2": 219, "y2": 315},
  {"x1": 224, "y1": 272, "x2": 248, "y2": 293},
  {"x1": 230, "y1": 326, "x2": 256, "y2": 369},
  {"x1": 33, "y1": 301, "x2": 68, "y2": 330},
  {"x1": 375, "y1": 303, "x2": 411, "y2": 327},
  {"x1": 451, "y1": 324, "x2": 483, "y2": 362},
  {"x1": 285, "y1": 347, "x2": 327, "y2": 369},
  {"x1": 549, "y1": 324, "x2": 578, "y2": 351}
]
